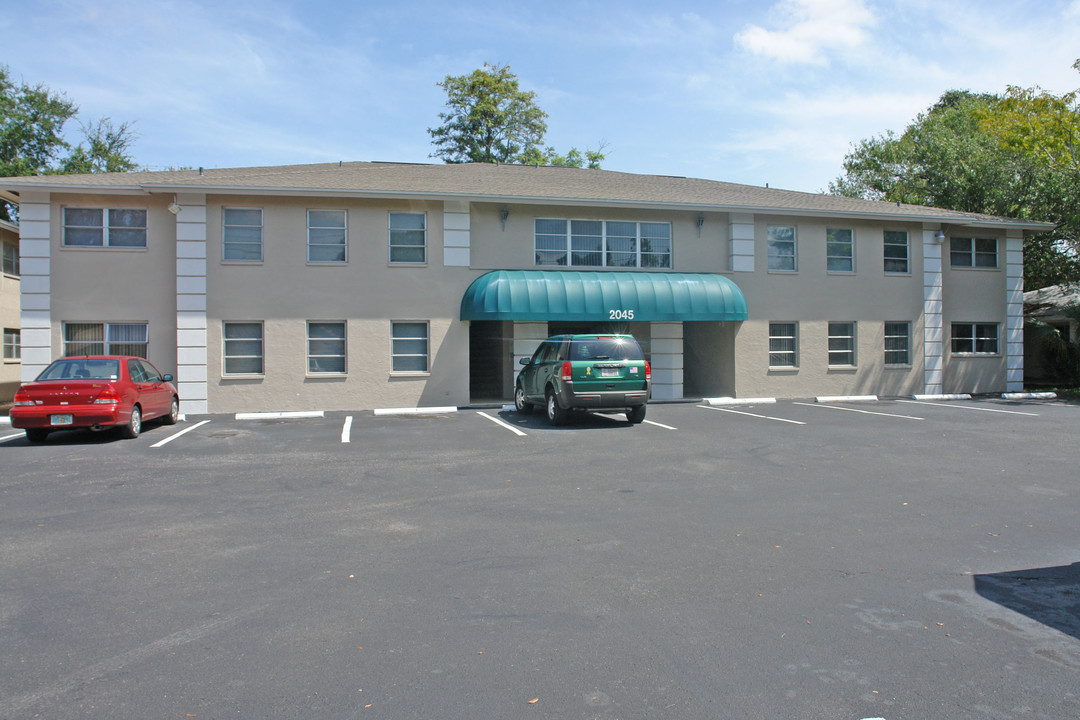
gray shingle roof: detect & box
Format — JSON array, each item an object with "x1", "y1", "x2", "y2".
[{"x1": 0, "y1": 161, "x2": 1053, "y2": 230}]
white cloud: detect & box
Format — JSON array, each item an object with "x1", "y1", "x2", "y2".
[{"x1": 734, "y1": 0, "x2": 877, "y2": 65}]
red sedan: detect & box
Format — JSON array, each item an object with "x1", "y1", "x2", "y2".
[{"x1": 11, "y1": 356, "x2": 180, "y2": 442}]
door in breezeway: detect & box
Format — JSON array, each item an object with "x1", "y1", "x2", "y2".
[{"x1": 469, "y1": 321, "x2": 509, "y2": 401}]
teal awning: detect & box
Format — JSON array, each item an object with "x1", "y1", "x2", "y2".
[{"x1": 460, "y1": 270, "x2": 748, "y2": 322}]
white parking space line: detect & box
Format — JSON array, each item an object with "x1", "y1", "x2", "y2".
[
  {"x1": 1, "y1": 432, "x2": 24, "y2": 443},
  {"x1": 794, "y1": 402, "x2": 923, "y2": 420},
  {"x1": 150, "y1": 420, "x2": 212, "y2": 448},
  {"x1": 896, "y1": 399, "x2": 1039, "y2": 416},
  {"x1": 644, "y1": 419, "x2": 677, "y2": 430},
  {"x1": 698, "y1": 405, "x2": 806, "y2": 425},
  {"x1": 477, "y1": 411, "x2": 527, "y2": 436},
  {"x1": 341, "y1": 415, "x2": 353, "y2": 443}
]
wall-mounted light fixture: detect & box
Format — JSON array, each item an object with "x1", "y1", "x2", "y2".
[
  {"x1": 933, "y1": 229, "x2": 946, "y2": 244},
  {"x1": 697, "y1": 214, "x2": 705, "y2": 238},
  {"x1": 500, "y1": 206, "x2": 510, "y2": 231},
  {"x1": 167, "y1": 196, "x2": 181, "y2": 216}
]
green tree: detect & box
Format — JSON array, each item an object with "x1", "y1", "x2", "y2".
[
  {"x1": 517, "y1": 142, "x2": 607, "y2": 169},
  {"x1": 1, "y1": 65, "x2": 138, "y2": 220},
  {"x1": 831, "y1": 90, "x2": 1080, "y2": 289}
]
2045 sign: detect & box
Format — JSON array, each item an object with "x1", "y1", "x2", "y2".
[{"x1": 608, "y1": 309, "x2": 635, "y2": 320}]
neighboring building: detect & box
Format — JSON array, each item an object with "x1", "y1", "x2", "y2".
[
  {"x1": 0, "y1": 162, "x2": 1049, "y2": 415},
  {"x1": 1, "y1": 218, "x2": 20, "y2": 402},
  {"x1": 1023, "y1": 283, "x2": 1080, "y2": 385}
]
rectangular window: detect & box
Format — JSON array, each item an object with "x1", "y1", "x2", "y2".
[
  {"x1": 63, "y1": 322, "x2": 148, "y2": 357},
  {"x1": 828, "y1": 321, "x2": 856, "y2": 366},
  {"x1": 3, "y1": 328, "x2": 19, "y2": 360},
  {"x1": 2, "y1": 241, "x2": 18, "y2": 275},
  {"x1": 391, "y1": 321, "x2": 429, "y2": 372},
  {"x1": 769, "y1": 322, "x2": 798, "y2": 368},
  {"x1": 389, "y1": 212, "x2": 427, "y2": 264},
  {"x1": 951, "y1": 322, "x2": 999, "y2": 355},
  {"x1": 884, "y1": 321, "x2": 910, "y2": 365},
  {"x1": 534, "y1": 219, "x2": 672, "y2": 269},
  {"x1": 950, "y1": 237, "x2": 998, "y2": 268},
  {"x1": 223, "y1": 208, "x2": 263, "y2": 261},
  {"x1": 63, "y1": 208, "x2": 147, "y2": 248},
  {"x1": 883, "y1": 230, "x2": 909, "y2": 273},
  {"x1": 307, "y1": 321, "x2": 346, "y2": 373},
  {"x1": 767, "y1": 226, "x2": 797, "y2": 271},
  {"x1": 826, "y1": 228, "x2": 854, "y2": 272},
  {"x1": 308, "y1": 209, "x2": 347, "y2": 263},
  {"x1": 223, "y1": 322, "x2": 264, "y2": 375}
]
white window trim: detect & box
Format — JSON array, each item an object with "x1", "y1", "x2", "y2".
[
  {"x1": 222, "y1": 207, "x2": 264, "y2": 263},
  {"x1": 306, "y1": 320, "x2": 348, "y2": 375},
  {"x1": 883, "y1": 230, "x2": 910, "y2": 274},
  {"x1": 767, "y1": 226, "x2": 798, "y2": 273},
  {"x1": 950, "y1": 237, "x2": 999, "y2": 269},
  {"x1": 768, "y1": 321, "x2": 799, "y2": 369},
  {"x1": 826, "y1": 228, "x2": 855, "y2": 274},
  {"x1": 62, "y1": 207, "x2": 148, "y2": 249},
  {"x1": 827, "y1": 321, "x2": 857, "y2": 367},
  {"x1": 222, "y1": 320, "x2": 265, "y2": 377},
  {"x1": 950, "y1": 322, "x2": 1000, "y2": 356},
  {"x1": 3, "y1": 328, "x2": 19, "y2": 361},
  {"x1": 390, "y1": 320, "x2": 430, "y2": 375},
  {"x1": 388, "y1": 212, "x2": 428, "y2": 265},
  {"x1": 2, "y1": 241, "x2": 18, "y2": 276},
  {"x1": 307, "y1": 209, "x2": 348, "y2": 264},
  {"x1": 533, "y1": 218, "x2": 673, "y2": 269}
]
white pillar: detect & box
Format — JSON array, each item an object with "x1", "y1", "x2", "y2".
[
  {"x1": 443, "y1": 200, "x2": 471, "y2": 267},
  {"x1": 1005, "y1": 232, "x2": 1024, "y2": 392},
  {"x1": 18, "y1": 193, "x2": 52, "y2": 382},
  {"x1": 175, "y1": 194, "x2": 208, "y2": 414},
  {"x1": 922, "y1": 229, "x2": 944, "y2": 395},
  {"x1": 728, "y1": 213, "x2": 755, "y2": 272},
  {"x1": 650, "y1": 322, "x2": 683, "y2": 400},
  {"x1": 512, "y1": 322, "x2": 547, "y2": 385}
]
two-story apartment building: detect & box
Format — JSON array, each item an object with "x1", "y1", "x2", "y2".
[
  {"x1": 0, "y1": 162, "x2": 1048, "y2": 415},
  {"x1": 1, "y1": 218, "x2": 21, "y2": 401}
]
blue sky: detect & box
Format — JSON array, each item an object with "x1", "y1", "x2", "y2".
[{"x1": 4, "y1": 0, "x2": 1080, "y2": 192}]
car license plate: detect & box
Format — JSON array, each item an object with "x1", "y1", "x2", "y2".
[
  {"x1": 599, "y1": 368, "x2": 620, "y2": 378},
  {"x1": 51, "y1": 414, "x2": 73, "y2": 426}
]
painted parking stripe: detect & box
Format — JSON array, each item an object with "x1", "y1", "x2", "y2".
[
  {"x1": 150, "y1": 420, "x2": 212, "y2": 448},
  {"x1": 698, "y1": 404, "x2": 806, "y2": 425},
  {"x1": 1, "y1": 432, "x2": 24, "y2": 443},
  {"x1": 477, "y1": 411, "x2": 527, "y2": 436},
  {"x1": 794, "y1": 402, "x2": 923, "y2": 421},
  {"x1": 643, "y1": 419, "x2": 677, "y2": 430},
  {"x1": 896, "y1": 399, "x2": 1039, "y2": 417},
  {"x1": 341, "y1": 415, "x2": 353, "y2": 443}
]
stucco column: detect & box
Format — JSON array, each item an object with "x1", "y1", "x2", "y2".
[
  {"x1": 650, "y1": 322, "x2": 683, "y2": 400},
  {"x1": 512, "y1": 322, "x2": 547, "y2": 385},
  {"x1": 174, "y1": 194, "x2": 208, "y2": 415},
  {"x1": 1005, "y1": 232, "x2": 1024, "y2": 392},
  {"x1": 728, "y1": 213, "x2": 755, "y2": 272},
  {"x1": 17, "y1": 192, "x2": 52, "y2": 383},
  {"x1": 922, "y1": 228, "x2": 944, "y2": 394},
  {"x1": 443, "y1": 200, "x2": 471, "y2": 267}
]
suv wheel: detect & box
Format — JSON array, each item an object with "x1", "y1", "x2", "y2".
[
  {"x1": 546, "y1": 389, "x2": 567, "y2": 426},
  {"x1": 514, "y1": 384, "x2": 532, "y2": 414},
  {"x1": 626, "y1": 405, "x2": 646, "y2": 424}
]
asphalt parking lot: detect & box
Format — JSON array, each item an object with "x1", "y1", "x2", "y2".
[{"x1": 2, "y1": 397, "x2": 1079, "y2": 720}]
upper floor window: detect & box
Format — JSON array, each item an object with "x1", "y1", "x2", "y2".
[
  {"x1": 3, "y1": 328, "x2": 19, "y2": 360},
  {"x1": 950, "y1": 237, "x2": 997, "y2": 268},
  {"x1": 767, "y1": 226, "x2": 796, "y2": 271},
  {"x1": 223, "y1": 208, "x2": 263, "y2": 261},
  {"x1": 534, "y1": 219, "x2": 672, "y2": 269},
  {"x1": 883, "y1": 230, "x2": 909, "y2": 273},
  {"x1": 951, "y1": 322, "x2": 999, "y2": 355},
  {"x1": 308, "y1": 210, "x2": 347, "y2": 263},
  {"x1": 63, "y1": 322, "x2": 148, "y2": 357},
  {"x1": 389, "y1": 212, "x2": 426, "y2": 264},
  {"x1": 63, "y1": 208, "x2": 147, "y2": 248},
  {"x1": 2, "y1": 241, "x2": 18, "y2": 275},
  {"x1": 826, "y1": 228, "x2": 854, "y2": 272}
]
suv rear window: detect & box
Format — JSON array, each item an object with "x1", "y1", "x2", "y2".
[{"x1": 569, "y1": 337, "x2": 644, "y2": 361}]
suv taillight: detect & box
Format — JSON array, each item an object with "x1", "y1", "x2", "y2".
[
  {"x1": 93, "y1": 387, "x2": 121, "y2": 405},
  {"x1": 13, "y1": 390, "x2": 36, "y2": 406},
  {"x1": 644, "y1": 360, "x2": 651, "y2": 381},
  {"x1": 561, "y1": 361, "x2": 573, "y2": 381}
]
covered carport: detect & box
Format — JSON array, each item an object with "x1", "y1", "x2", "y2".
[{"x1": 460, "y1": 270, "x2": 748, "y2": 401}]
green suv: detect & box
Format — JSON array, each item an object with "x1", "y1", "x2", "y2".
[{"x1": 515, "y1": 334, "x2": 651, "y2": 425}]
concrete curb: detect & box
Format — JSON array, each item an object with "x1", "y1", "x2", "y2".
[
  {"x1": 0, "y1": 416, "x2": 10, "y2": 425},
  {"x1": 373, "y1": 406, "x2": 459, "y2": 416},
  {"x1": 235, "y1": 410, "x2": 326, "y2": 420},
  {"x1": 705, "y1": 397, "x2": 777, "y2": 406},
  {"x1": 1002, "y1": 392, "x2": 1057, "y2": 400},
  {"x1": 815, "y1": 395, "x2": 878, "y2": 403},
  {"x1": 912, "y1": 393, "x2": 972, "y2": 401}
]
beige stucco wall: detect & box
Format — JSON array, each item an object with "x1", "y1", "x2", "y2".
[
  {"x1": 941, "y1": 238, "x2": 1009, "y2": 393},
  {"x1": 1, "y1": 222, "x2": 20, "y2": 400}
]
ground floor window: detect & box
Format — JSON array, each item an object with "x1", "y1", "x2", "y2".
[
  {"x1": 769, "y1": 322, "x2": 798, "y2": 368},
  {"x1": 3, "y1": 328, "x2": 19, "y2": 359},
  {"x1": 307, "y1": 321, "x2": 346, "y2": 373},
  {"x1": 951, "y1": 322, "x2": 999, "y2": 355},
  {"x1": 223, "y1": 322, "x2": 264, "y2": 375},
  {"x1": 392, "y1": 321, "x2": 428, "y2": 372},
  {"x1": 63, "y1": 322, "x2": 148, "y2": 357},
  {"x1": 884, "y1": 322, "x2": 911, "y2": 365},
  {"x1": 828, "y1": 321, "x2": 856, "y2": 366}
]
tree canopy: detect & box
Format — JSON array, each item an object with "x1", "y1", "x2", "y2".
[
  {"x1": 831, "y1": 84, "x2": 1080, "y2": 290},
  {"x1": 428, "y1": 63, "x2": 604, "y2": 168},
  {"x1": 1, "y1": 65, "x2": 138, "y2": 220}
]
